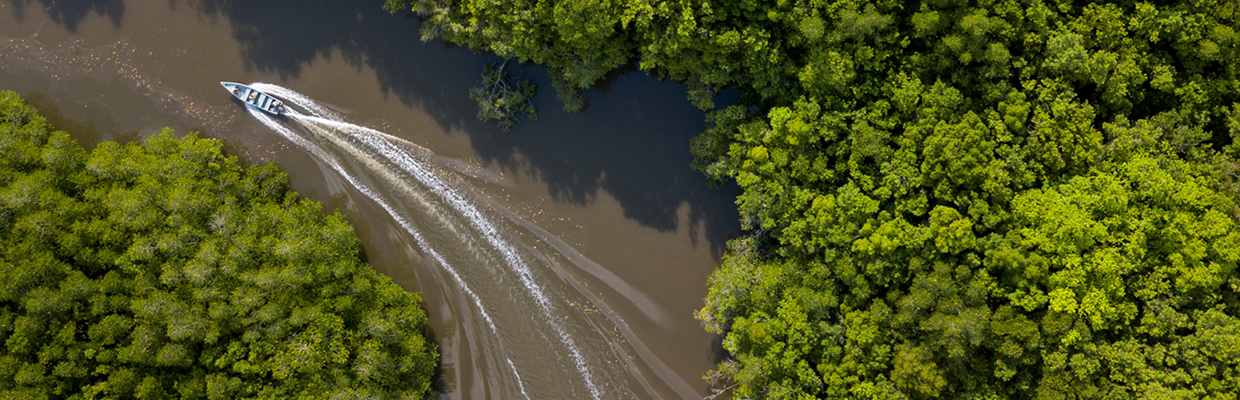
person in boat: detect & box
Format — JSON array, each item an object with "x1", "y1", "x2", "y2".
[
  {"x1": 272, "y1": 100, "x2": 282, "y2": 110},
  {"x1": 231, "y1": 88, "x2": 239, "y2": 95},
  {"x1": 249, "y1": 92, "x2": 258, "y2": 100}
]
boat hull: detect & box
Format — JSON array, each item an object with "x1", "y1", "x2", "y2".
[{"x1": 221, "y1": 82, "x2": 284, "y2": 115}]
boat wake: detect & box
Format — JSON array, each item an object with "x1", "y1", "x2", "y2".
[{"x1": 241, "y1": 83, "x2": 697, "y2": 399}]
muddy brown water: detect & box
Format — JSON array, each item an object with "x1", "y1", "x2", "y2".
[{"x1": 0, "y1": 1, "x2": 741, "y2": 398}]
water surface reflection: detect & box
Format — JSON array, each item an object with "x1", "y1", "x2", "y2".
[
  {"x1": 7, "y1": 0, "x2": 124, "y2": 32},
  {"x1": 0, "y1": 1, "x2": 741, "y2": 398},
  {"x1": 189, "y1": 0, "x2": 739, "y2": 250}
]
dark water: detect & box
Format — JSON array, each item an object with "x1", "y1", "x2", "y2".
[{"x1": 0, "y1": 1, "x2": 740, "y2": 398}]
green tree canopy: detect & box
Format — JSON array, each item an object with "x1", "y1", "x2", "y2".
[
  {"x1": 0, "y1": 90, "x2": 438, "y2": 399},
  {"x1": 685, "y1": 1, "x2": 1240, "y2": 397},
  {"x1": 383, "y1": 0, "x2": 1240, "y2": 397}
]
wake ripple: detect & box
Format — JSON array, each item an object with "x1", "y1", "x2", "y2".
[
  {"x1": 294, "y1": 114, "x2": 602, "y2": 399},
  {"x1": 245, "y1": 95, "x2": 606, "y2": 398},
  {"x1": 248, "y1": 107, "x2": 534, "y2": 399}
]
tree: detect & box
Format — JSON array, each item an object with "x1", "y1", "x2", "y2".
[
  {"x1": 0, "y1": 90, "x2": 439, "y2": 399},
  {"x1": 470, "y1": 60, "x2": 537, "y2": 131},
  {"x1": 384, "y1": 0, "x2": 634, "y2": 113},
  {"x1": 687, "y1": 1, "x2": 1240, "y2": 397},
  {"x1": 382, "y1": 0, "x2": 1240, "y2": 397}
]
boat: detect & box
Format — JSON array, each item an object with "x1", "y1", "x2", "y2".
[{"x1": 221, "y1": 82, "x2": 284, "y2": 115}]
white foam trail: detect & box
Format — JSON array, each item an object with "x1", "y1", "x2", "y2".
[
  {"x1": 290, "y1": 113, "x2": 663, "y2": 326},
  {"x1": 296, "y1": 114, "x2": 602, "y2": 399},
  {"x1": 291, "y1": 117, "x2": 463, "y2": 239},
  {"x1": 248, "y1": 108, "x2": 531, "y2": 400},
  {"x1": 263, "y1": 84, "x2": 515, "y2": 190},
  {"x1": 252, "y1": 83, "x2": 605, "y2": 398},
  {"x1": 506, "y1": 358, "x2": 530, "y2": 399}
]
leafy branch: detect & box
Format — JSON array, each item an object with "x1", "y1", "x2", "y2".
[{"x1": 469, "y1": 60, "x2": 537, "y2": 131}]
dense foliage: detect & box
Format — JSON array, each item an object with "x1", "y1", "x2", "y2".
[
  {"x1": 0, "y1": 91, "x2": 438, "y2": 399},
  {"x1": 470, "y1": 61, "x2": 538, "y2": 131},
  {"x1": 383, "y1": 0, "x2": 1240, "y2": 398}
]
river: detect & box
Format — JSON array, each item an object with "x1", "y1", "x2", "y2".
[{"x1": 0, "y1": 1, "x2": 740, "y2": 398}]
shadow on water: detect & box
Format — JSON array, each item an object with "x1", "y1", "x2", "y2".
[
  {"x1": 21, "y1": 91, "x2": 140, "y2": 148},
  {"x1": 6, "y1": 0, "x2": 124, "y2": 32},
  {"x1": 192, "y1": 0, "x2": 741, "y2": 254}
]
